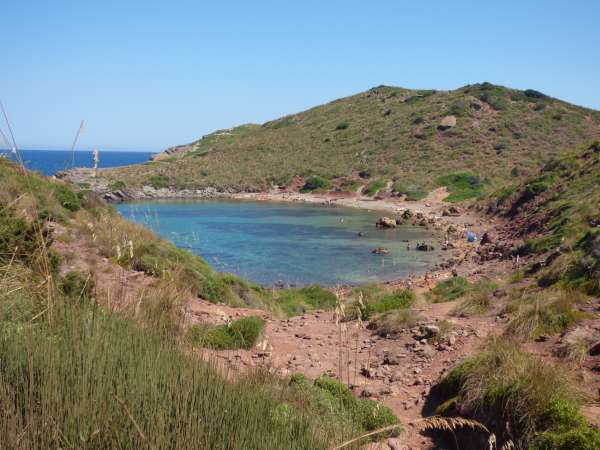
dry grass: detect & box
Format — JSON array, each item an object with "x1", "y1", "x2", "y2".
[
  {"x1": 331, "y1": 416, "x2": 492, "y2": 450},
  {"x1": 504, "y1": 288, "x2": 590, "y2": 340},
  {"x1": 439, "y1": 337, "x2": 587, "y2": 447},
  {"x1": 368, "y1": 308, "x2": 424, "y2": 336},
  {"x1": 451, "y1": 277, "x2": 498, "y2": 317}
]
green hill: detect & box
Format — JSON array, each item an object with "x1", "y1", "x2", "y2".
[{"x1": 99, "y1": 83, "x2": 600, "y2": 199}]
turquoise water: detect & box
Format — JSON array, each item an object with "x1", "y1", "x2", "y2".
[{"x1": 116, "y1": 200, "x2": 443, "y2": 286}]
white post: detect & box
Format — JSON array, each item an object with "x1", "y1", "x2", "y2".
[{"x1": 92, "y1": 147, "x2": 99, "y2": 177}]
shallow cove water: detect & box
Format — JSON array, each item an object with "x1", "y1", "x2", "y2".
[{"x1": 117, "y1": 199, "x2": 443, "y2": 286}]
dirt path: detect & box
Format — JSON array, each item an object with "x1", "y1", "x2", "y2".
[{"x1": 184, "y1": 285, "x2": 507, "y2": 449}]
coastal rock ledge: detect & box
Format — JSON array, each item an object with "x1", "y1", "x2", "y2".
[{"x1": 55, "y1": 168, "x2": 227, "y2": 202}]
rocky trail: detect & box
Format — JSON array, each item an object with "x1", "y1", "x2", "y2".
[{"x1": 185, "y1": 272, "x2": 507, "y2": 449}]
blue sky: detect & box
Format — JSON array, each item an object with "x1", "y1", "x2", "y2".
[{"x1": 2, "y1": 1, "x2": 599, "y2": 151}]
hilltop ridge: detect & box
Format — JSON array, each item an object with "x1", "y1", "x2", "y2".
[{"x1": 84, "y1": 82, "x2": 600, "y2": 201}]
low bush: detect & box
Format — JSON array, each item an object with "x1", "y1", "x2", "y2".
[
  {"x1": 392, "y1": 180, "x2": 427, "y2": 200},
  {"x1": 354, "y1": 289, "x2": 415, "y2": 320},
  {"x1": 437, "y1": 338, "x2": 588, "y2": 448},
  {"x1": 451, "y1": 278, "x2": 498, "y2": 316},
  {"x1": 300, "y1": 175, "x2": 330, "y2": 193},
  {"x1": 0, "y1": 207, "x2": 44, "y2": 265},
  {"x1": 110, "y1": 180, "x2": 126, "y2": 191},
  {"x1": 369, "y1": 309, "x2": 424, "y2": 336},
  {"x1": 59, "y1": 271, "x2": 95, "y2": 302},
  {"x1": 274, "y1": 285, "x2": 337, "y2": 316},
  {"x1": 148, "y1": 174, "x2": 170, "y2": 189},
  {"x1": 504, "y1": 289, "x2": 589, "y2": 340},
  {"x1": 427, "y1": 276, "x2": 470, "y2": 303},
  {"x1": 364, "y1": 179, "x2": 386, "y2": 196},
  {"x1": 187, "y1": 316, "x2": 265, "y2": 349},
  {"x1": 53, "y1": 184, "x2": 81, "y2": 211},
  {"x1": 289, "y1": 374, "x2": 400, "y2": 439},
  {"x1": 437, "y1": 172, "x2": 487, "y2": 202}
]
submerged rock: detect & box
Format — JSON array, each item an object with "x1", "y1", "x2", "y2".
[
  {"x1": 416, "y1": 243, "x2": 435, "y2": 251},
  {"x1": 376, "y1": 217, "x2": 397, "y2": 228},
  {"x1": 372, "y1": 247, "x2": 390, "y2": 254}
]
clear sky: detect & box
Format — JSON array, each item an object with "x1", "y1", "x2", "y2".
[{"x1": 2, "y1": 0, "x2": 599, "y2": 151}]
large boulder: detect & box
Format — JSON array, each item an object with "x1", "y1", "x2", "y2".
[
  {"x1": 438, "y1": 115, "x2": 457, "y2": 131},
  {"x1": 376, "y1": 217, "x2": 397, "y2": 228}
]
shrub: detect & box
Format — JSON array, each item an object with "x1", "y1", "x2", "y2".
[
  {"x1": 392, "y1": 181, "x2": 427, "y2": 200},
  {"x1": 449, "y1": 99, "x2": 469, "y2": 117},
  {"x1": 274, "y1": 285, "x2": 337, "y2": 316},
  {"x1": 451, "y1": 278, "x2": 498, "y2": 316},
  {"x1": 531, "y1": 425, "x2": 600, "y2": 450},
  {"x1": 524, "y1": 89, "x2": 547, "y2": 100},
  {"x1": 437, "y1": 338, "x2": 585, "y2": 447},
  {"x1": 148, "y1": 175, "x2": 170, "y2": 189},
  {"x1": 110, "y1": 180, "x2": 126, "y2": 191},
  {"x1": 358, "y1": 289, "x2": 415, "y2": 320},
  {"x1": 0, "y1": 208, "x2": 42, "y2": 265},
  {"x1": 364, "y1": 179, "x2": 386, "y2": 196},
  {"x1": 310, "y1": 375, "x2": 400, "y2": 434},
  {"x1": 300, "y1": 175, "x2": 329, "y2": 192},
  {"x1": 59, "y1": 271, "x2": 95, "y2": 302},
  {"x1": 53, "y1": 184, "x2": 81, "y2": 211},
  {"x1": 369, "y1": 309, "x2": 424, "y2": 336},
  {"x1": 504, "y1": 289, "x2": 589, "y2": 340},
  {"x1": 335, "y1": 122, "x2": 349, "y2": 130},
  {"x1": 437, "y1": 172, "x2": 487, "y2": 202},
  {"x1": 427, "y1": 277, "x2": 470, "y2": 303},
  {"x1": 187, "y1": 316, "x2": 265, "y2": 349}
]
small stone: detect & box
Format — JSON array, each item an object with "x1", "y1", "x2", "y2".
[
  {"x1": 383, "y1": 354, "x2": 400, "y2": 366},
  {"x1": 379, "y1": 386, "x2": 392, "y2": 395},
  {"x1": 360, "y1": 386, "x2": 377, "y2": 398},
  {"x1": 447, "y1": 333, "x2": 457, "y2": 346},
  {"x1": 422, "y1": 324, "x2": 440, "y2": 338},
  {"x1": 387, "y1": 438, "x2": 408, "y2": 450}
]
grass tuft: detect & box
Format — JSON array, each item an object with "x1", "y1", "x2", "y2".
[{"x1": 187, "y1": 316, "x2": 265, "y2": 349}]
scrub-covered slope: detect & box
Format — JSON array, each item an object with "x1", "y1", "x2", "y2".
[
  {"x1": 99, "y1": 83, "x2": 600, "y2": 199},
  {"x1": 490, "y1": 141, "x2": 600, "y2": 295}
]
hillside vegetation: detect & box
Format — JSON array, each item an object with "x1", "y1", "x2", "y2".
[
  {"x1": 99, "y1": 83, "x2": 600, "y2": 199},
  {"x1": 490, "y1": 141, "x2": 600, "y2": 295}
]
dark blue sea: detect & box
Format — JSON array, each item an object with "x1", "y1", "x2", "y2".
[{"x1": 2, "y1": 149, "x2": 154, "y2": 176}]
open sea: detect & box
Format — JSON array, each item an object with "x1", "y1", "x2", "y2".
[{"x1": 2, "y1": 149, "x2": 154, "y2": 176}]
